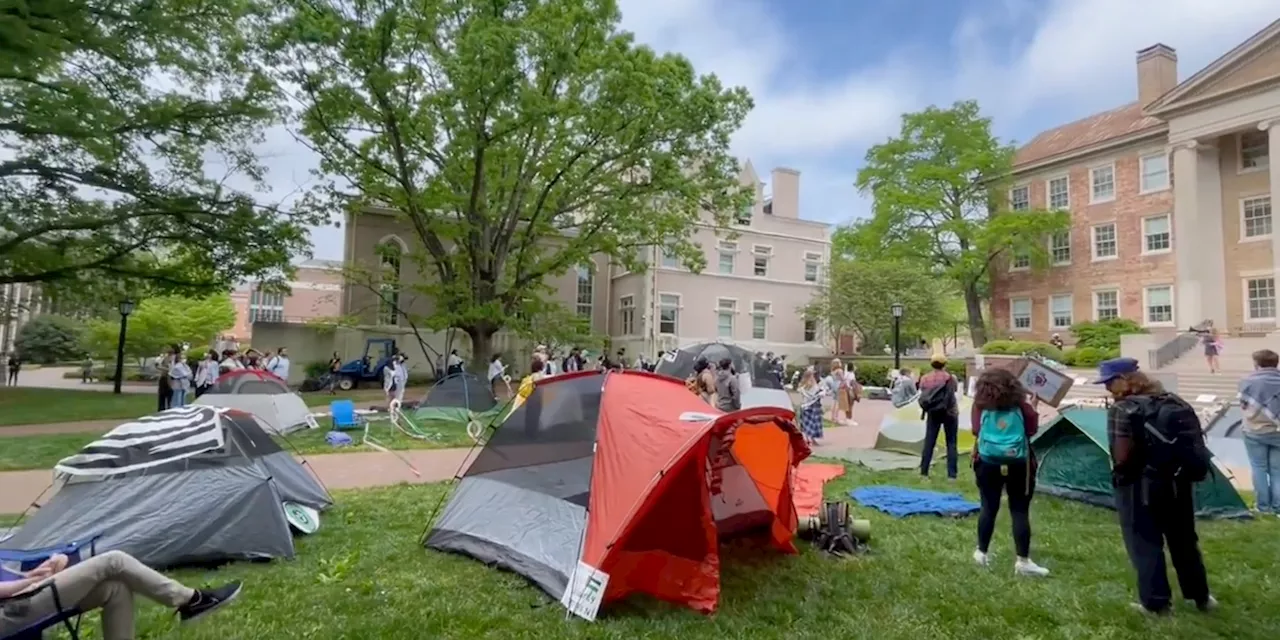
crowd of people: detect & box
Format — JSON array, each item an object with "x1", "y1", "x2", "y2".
[{"x1": 149, "y1": 344, "x2": 292, "y2": 411}]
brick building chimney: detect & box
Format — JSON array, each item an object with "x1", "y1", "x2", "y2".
[
  {"x1": 1137, "y1": 44, "x2": 1178, "y2": 106},
  {"x1": 769, "y1": 167, "x2": 800, "y2": 219}
]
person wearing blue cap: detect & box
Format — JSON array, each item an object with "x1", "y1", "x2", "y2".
[{"x1": 1094, "y1": 357, "x2": 1217, "y2": 615}]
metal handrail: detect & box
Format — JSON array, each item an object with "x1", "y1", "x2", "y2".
[{"x1": 1148, "y1": 319, "x2": 1211, "y2": 369}]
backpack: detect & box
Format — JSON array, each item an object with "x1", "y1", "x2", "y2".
[
  {"x1": 917, "y1": 380, "x2": 952, "y2": 413},
  {"x1": 977, "y1": 407, "x2": 1029, "y2": 464},
  {"x1": 1132, "y1": 394, "x2": 1213, "y2": 482},
  {"x1": 804, "y1": 501, "x2": 867, "y2": 557}
]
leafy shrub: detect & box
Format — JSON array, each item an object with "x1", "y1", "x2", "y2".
[
  {"x1": 305, "y1": 361, "x2": 332, "y2": 379},
  {"x1": 980, "y1": 340, "x2": 1064, "y2": 362},
  {"x1": 14, "y1": 315, "x2": 86, "y2": 364},
  {"x1": 1071, "y1": 319, "x2": 1146, "y2": 351},
  {"x1": 1068, "y1": 346, "x2": 1118, "y2": 368}
]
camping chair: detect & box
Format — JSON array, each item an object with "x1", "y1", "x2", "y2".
[
  {"x1": 329, "y1": 400, "x2": 365, "y2": 431},
  {"x1": 0, "y1": 534, "x2": 101, "y2": 640}
]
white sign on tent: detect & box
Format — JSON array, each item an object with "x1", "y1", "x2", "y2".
[{"x1": 560, "y1": 561, "x2": 610, "y2": 621}]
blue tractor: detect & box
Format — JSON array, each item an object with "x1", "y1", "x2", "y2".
[{"x1": 334, "y1": 338, "x2": 399, "y2": 390}]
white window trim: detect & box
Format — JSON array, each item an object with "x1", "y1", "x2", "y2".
[
  {"x1": 1048, "y1": 230, "x2": 1072, "y2": 266},
  {"x1": 803, "y1": 251, "x2": 823, "y2": 282},
  {"x1": 1009, "y1": 297, "x2": 1033, "y2": 332},
  {"x1": 1140, "y1": 213, "x2": 1173, "y2": 256},
  {"x1": 1242, "y1": 276, "x2": 1278, "y2": 323},
  {"x1": 751, "y1": 244, "x2": 772, "y2": 277},
  {"x1": 803, "y1": 318, "x2": 819, "y2": 343},
  {"x1": 1047, "y1": 293, "x2": 1074, "y2": 330},
  {"x1": 1141, "y1": 285, "x2": 1176, "y2": 328},
  {"x1": 1239, "y1": 194, "x2": 1273, "y2": 243},
  {"x1": 1009, "y1": 184, "x2": 1031, "y2": 211},
  {"x1": 657, "y1": 292, "x2": 682, "y2": 335},
  {"x1": 715, "y1": 297, "x2": 737, "y2": 337},
  {"x1": 660, "y1": 247, "x2": 681, "y2": 269},
  {"x1": 1138, "y1": 152, "x2": 1171, "y2": 195},
  {"x1": 618, "y1": 295, "x2": 636, "y2": 335},
  {"x1": 1238, "y1": 130, "x2": 1270, "y2": 175},
  {"x1": 1008, "y1": 250, "x2": 1031, "y2": 272},
  {"x1": 1092, "y1": 288, "x2": 1121, "y2": 321},
  {"x1": 1089, "y1": 163, "x2": 1117, "y2": 204},
  {"x1": 1045, "y1": 175, "x2": 1070, "y2": 210},
  {"x1": 749, "y1": 300, "x2": 772, "y2": 340},
  {"x1": 1090, "y1": 222, "x2": 1119, "y2": 262}
]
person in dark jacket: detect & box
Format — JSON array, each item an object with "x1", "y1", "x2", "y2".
[
  {"x1": 1096, "y1": 357, "x2": 1216, "y2": 615},
  {"x1": 918, "y1": 355, "x2": 960, "y2": 479}
]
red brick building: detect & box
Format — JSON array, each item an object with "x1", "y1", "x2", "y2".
[{"x1": 226, "y1": 259, "x2": 344, "y2": 344}]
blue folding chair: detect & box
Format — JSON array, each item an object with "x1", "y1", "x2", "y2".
[
  {"x1": 0, "y1": 535, "x2": 101, "y2": 640},
  {"x1": 329, "y1": 400, "x2": 366, "y2": 431}
]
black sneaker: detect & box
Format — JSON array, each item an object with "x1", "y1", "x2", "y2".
[{"x1": 178, "y1": 582, "x2": 243, "y2": 623}]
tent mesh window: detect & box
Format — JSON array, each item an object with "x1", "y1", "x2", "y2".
[
  {"x1": 657, "y1": 343, "x2": 781, "y2": 390},
  {"x1": 424, "y1": 373, "x2": 497, "y2": 412}
]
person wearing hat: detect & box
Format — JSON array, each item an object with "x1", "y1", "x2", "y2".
[
  {"x1": 1094, "y1": 357, "x2": 1216, "y2": 615},
  {"x1": 916, "y1": 354, "x2": 960, "y2": 479}
]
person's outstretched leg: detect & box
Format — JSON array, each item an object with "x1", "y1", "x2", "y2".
[
  {"x1": 920, "y1": 412, "x2": 941, "y2": 476},
  {"x1": 973, "y1": 460, "x2": 1003, "y2": 565}
]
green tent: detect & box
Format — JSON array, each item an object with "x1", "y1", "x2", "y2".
[{"x1": 1031, "y1": 407, "x2": 1250, "y2": 519}]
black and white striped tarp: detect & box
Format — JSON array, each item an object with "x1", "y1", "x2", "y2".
[{"x1": 54, "y1": 405, "x2": 228, "y2": 477}]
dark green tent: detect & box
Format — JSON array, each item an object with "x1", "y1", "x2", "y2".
[{"x1": 1031, "y1": 407, "x2": 1250, "y2": 519}]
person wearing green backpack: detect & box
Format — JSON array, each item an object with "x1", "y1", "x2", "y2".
[{"x1": 969, "y1": 368, "x2": 1049, "y2": 577}]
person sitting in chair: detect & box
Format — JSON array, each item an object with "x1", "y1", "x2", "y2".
[{"x1": 0, "y1": 550, "x2": 241, "y2": 639}]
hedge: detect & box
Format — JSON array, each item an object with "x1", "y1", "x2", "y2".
[
  {"x1": 980, "y1": 340, "x2": 1065, "y2": 362},
  {"x1": 1060, "y1": 346, "x2": 1119, "y2": 368},
  {"x1": 783, "y1": 359, "x2": 966, "y2": 388}
]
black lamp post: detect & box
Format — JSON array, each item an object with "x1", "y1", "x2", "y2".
[
  {"x1": 890, "y1": 302, "x2": 904, "y2": 371},
  {"x1": 113, "y1": 299, "x2": 134, "y2": 394}
]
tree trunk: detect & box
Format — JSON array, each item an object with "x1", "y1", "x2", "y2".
[
  {"x1": 963, "y1": 283, "x2": 988, "y2": 347},
  {"x1": 462, "y1": 322, "x2": 499, "y2": 372}
]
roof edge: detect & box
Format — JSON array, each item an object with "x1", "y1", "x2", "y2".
[
  {"x1": 1013, "y1": 125, "x2": 1168, "y2": 175},
  {"x1": 1144, "y1": 18, "x2": 1280, "y2": 115}
]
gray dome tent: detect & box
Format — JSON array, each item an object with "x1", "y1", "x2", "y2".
[
  {"x1": 656, "y1": 342, "x2": 782, "y2": 390},
  {"x1": 3, "y1": 406, "x2": 332, "y2": 568}
]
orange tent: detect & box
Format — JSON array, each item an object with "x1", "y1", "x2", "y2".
[{"x1": 424, "y1": 369, "x2": 810, "y2": 617}]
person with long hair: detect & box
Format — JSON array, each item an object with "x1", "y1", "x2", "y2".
[
  {"x1": 969, "y1": 367, "x2": 1048, "y2": 576},
  {"x1": 193, "y1": 350, "x2": 220, "y2": 398},
  {"x1": 798, "y1": 368, "x2": 826, "y2": 445},
  {"x1": 1202, "y1": 326, "x2": 1222, "y2": 374},
  {"x1": 824, "y1": 359, "x2": 857, "y2": 426},
  {"x1": 1095, "y1": 357, "x2": 1215, "y2": 615}
]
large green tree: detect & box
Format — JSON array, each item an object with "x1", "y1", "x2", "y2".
[
  {"x1": 1, "y1": 0, "x2": 318, "y2": 296},
  {"x1": 264, "y1": 0, "x2": 752, "y2": 365},
  {"x1": 843, "y1": 100, "x2": 1069, "y2": 346},
  {"x1": 805, "y1": 258, "x2": 961, "y2": 353},
  {"x1": 83, "y1": 294, "x2": 236, "y2": 360}
]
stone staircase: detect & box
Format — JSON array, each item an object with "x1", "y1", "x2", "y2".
[{"x1": 1152, "y1": 334, "x2": 1278, "y2": 401}]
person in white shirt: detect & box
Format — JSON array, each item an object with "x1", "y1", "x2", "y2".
[
  {"x1": 446, "y1": 350, "x2": 464, "y2": 376},
  {"x1": 487, "y1": 353, "x2": 507, "y2": 397},
  {"x1": 218, "y1": 350, "x2": 242, "y2": 373},
  {"x1": 383, "y1": 357, "x2": 399, "y2": 405},
  {"x1": 194, "y1": 351, "x2": 220, "y2": 397},
  {"x1": 265, "y1": 347, "x2": 291, "y2": 382},
  {"x1": 392, "y1": 354, "x2": 409, "y2": 404}
]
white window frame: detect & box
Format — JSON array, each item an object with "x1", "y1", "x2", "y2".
[
  {"x1": 1091, "y1": 222, "x2": 1118, "y2": 261},
  {"x1": 1244, "y1": 277, "x2": 1278, "y2": 322},
  {"x1": 658, "y1": 293, "x2": 681, "y2": 335},
  {"x1": 660, "y1": 247, "x2": 680, "y2": 269},
  {"x1": 1048, "y1": 294, "x2": 1073, "y2": 330},
  {"x1": 1142, "y1": 285, "x2": 1175, "y2": 327},
  {"x1": 1009, "y1": 297, "x2": 1032, "y2": 332},
  {"x1": 803, "y1": 318, "x2": 819, "y2": 343},
  {"x1": 1139, "y1": 152, "x2": 1170, "y2": 194},
  {"x1": 1240, "y1": 195, "x2": 1273, "y2": 242},
  {"x1": 750, "y1": 301, "x2": 771, "y2": 340},
  {"x1": 751, "y1": 244, "x2": 772, "y2": 277},
  {"x1": 716, "y1": 298, "x2": 736, "y2": 339},
  {"x1": 619, "y1": 295, "x2": 635, "y2": 335},
  {"x1": 1009, "y1": 250, "x2": 1031, "y2": 272},
  {"x1": 717, "y1": 240, "x2": 737, "y2": 275},
  {"x1": 803, "y1": 251, "x2": 823, "y2": 283},
  {"x1": 1239, "y1": 130, "x2": 1270, "y2": 173},
  {"x1": 1089, "y1": 164, "x2": 1116, "y2": 204},
  {"x1": 1049, "y1": 230, "x2": 1071, "y2": 266},
  {"x1": 1141, "y1": 214, "x2": 1172, "y2": 255},
  {"x1": 574, "y1": 264, "x2": 594, "y2": 319},
  {"x1": 1093, "y1": 288, "x2": 1120, "y2": 321},
  {"x1": 1009, "y1": 184, "x2": 1030, "y2": 211},
  {"x1": 248, "y1": 290, "x2": 285, "y2": 324},
  {"x1": 1046, "y1": 175, "x2": 1070, "y2": 210}
]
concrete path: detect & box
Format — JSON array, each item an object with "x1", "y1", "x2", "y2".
[
  {"x1": 5, "y1": 366, "x2": 151, "y2": 393},
  {"x1": 0, "y1": 420, "x2": 125, "y2": 438}
]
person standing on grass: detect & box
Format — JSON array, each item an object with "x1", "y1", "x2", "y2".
[
  {"x1": 155, "y1": 346, "x2": 177, "y2": 412},
  {"x1": 193, "y1": 351, "x2": 219, "y2": 398},
  {"x1": 392, "y1": 354, "x2": 409, "y2": 405},
  {"x1": 326, "y1": 351, "x2": 342, "y2": 395},
  {"x1": 798, "y1": 368, "x2": 827, "y2": 446},
  {"x1": 970, "y1": 368, "x2": 1049, "y2": 577},
  {"x1": 917, "y1": 355, "x2": 960, "y2": 480},
  {"x1": 1095, "y1": 357, "x2": 1217, "y2": 615},
  {"x1": 168, "y1": 353, "x2": 193, "y2": 408},
  {"x1": 1239, "y1": 348, "x2": 1280, "y2": 517},
  {"x1": 383, "y1": 356, "x2": 399, "y2": 406}
]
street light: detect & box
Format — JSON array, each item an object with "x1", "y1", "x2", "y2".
[
  {"x1": 890, "y1": 303, "x2": 904, "y2": 371},
  {"x1": 113, "y1": 299, "x2": 135, "y2": 394}
]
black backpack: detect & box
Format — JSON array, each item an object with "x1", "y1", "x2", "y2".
[
  {"x1": 917, "y1": 380, "x2": 953, "y2": 414},
  {"x1": 1132, "y1": 394, "x2": 1213, "y2": 482}
]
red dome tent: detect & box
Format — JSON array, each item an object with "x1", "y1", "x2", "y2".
[{"x1": 424, "y1": 370, "x2": 809, "y2": 617}]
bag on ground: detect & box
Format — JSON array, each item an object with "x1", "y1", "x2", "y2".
[{"x1": 977, "y1": 407, "x2": 1028, "y2": 464}]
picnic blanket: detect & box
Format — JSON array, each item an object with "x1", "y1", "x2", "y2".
[
  {"x1": 850, "y1": 486, "x2": 980, "y2": 518},
  {"x1": 794, "y1": 463, "x2": 846, "y2": 518}
]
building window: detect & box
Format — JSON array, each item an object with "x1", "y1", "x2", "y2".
[
  {"x1": 1009, "y1": 185, "x2": 1030, "y2": 211},
  {"x1": 1010, "y1": 298, "x2": 1032, "y2": 331},
  {"x1": 248, "y1": 290, "x2": 285, "y2": 323},
  {"x1": 658, "y1": 294, "x2": 680, "y2": 334},
  {"x1": 661, "y1": 247, "x2": 679, "y2": 268},
  {"x1": 735, "y1": 202, "x2": 752, "y2": 225},
  {"x1": 1010, "y1": 251, "x2": 1031, "y2": 271},
  {"x1": 1049, "y1": 294, "x2": 1073, "y2": 329},
  {"x1": 1050, "y1": 231, "x2": 1071, "y2": 265},
  {"x1": 1140, "y1": 153, "x2": 1170, "y2": 193},
  {"x1": 751, "y1": 301, "x2": 770, "y2": 339},
  {"x1": 1144, "y1": 285, "x2": 1174, "y2": 326},
  {"x1": 1240, "y1": 130, "x2": 1270, "y2": 171},
  {"x1": 804, "y1": 318, "x2": 818, "y2": 342},
  {"x1": 752, "y1": 245, "x2": 771, "y2": 277},
  {"x1": 1094, "y1": 289, "x2": 1119, "y2": 321},
  {"x1": 575, "y1": 264, "x2": 593, "y2": 319},
  {"x1": 1091, "y1": 223, "x2": 1117, "y2": 260},
  {"x1": 716, "y1": 298, "x2": 736, "y2": 338},
  {"x1": 619, "y1": 295, "x2": 635, "y2": 335},
  {"x1": 1142, "y1": 215, "x2": 1172, "y2": 253},
  {"x1": 717, "y1": 241, "x2": 737, "y2": 275},
  {"x1": 1246, "y1": 277, "x2": 1277, "y2": 321},
  {"x1": 1242, "y1": 196, "x2": 1273, "y2": 239},
  {"x1": 1047, "y1": 176, "x2": 1070, "y2": 209},
  {"x1": 376, "y1": 241, "x2": 402, "y2": 326},
  {"x1": 1090, "y1": 165, "x2": 1115, "y2": 203},
  {"x1": 803, "y1": 251, "x2": 822, "y2": 282}
]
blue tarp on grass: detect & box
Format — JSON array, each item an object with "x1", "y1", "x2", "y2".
[{"x1": 850, "y1": 486, "x2": 980, "y2": 518}]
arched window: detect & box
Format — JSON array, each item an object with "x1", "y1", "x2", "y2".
[
  {"x1": 575, "y1": 263, "x2": 593, "y2": 319},
  {"x1": 375, "y1": 236, "x2": 405, "y2": 326}
]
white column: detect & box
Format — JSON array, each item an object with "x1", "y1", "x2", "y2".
[
  {"x1": 1263, "y1": 120, "x2": 1280, "y2": 284},
  {"x1": 1172, "y1": 142, "x2": 1204, "y2": 327}
]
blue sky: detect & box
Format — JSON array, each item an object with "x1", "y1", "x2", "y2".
[{"x1": 298, "y1": 0, "x2": 1279, "y2": 260}]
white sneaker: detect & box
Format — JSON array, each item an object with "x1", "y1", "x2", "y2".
[
  {"x1": 972, "y1": 549, "x2": 989, "y2": 566},
  {"x1": 1014, "y1": 558, "x2": 1049, "y2": 577}
]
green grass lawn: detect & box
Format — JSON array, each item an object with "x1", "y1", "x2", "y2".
[
  {"x1": 0, "y1": 387, "x2": 425, "y2": 427},
  {"x1": 0, "y1": 418, "x2": 476, "y2": 471},
  {"x1": 30, "y1": 464, "x2": 1280, "y2": 640}
]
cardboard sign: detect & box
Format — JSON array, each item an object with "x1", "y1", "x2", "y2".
[
  {"x1": 561, "y1": 561, "x2": 610, "y2": 621},
  {"x1": 1011, "y1": 358, "x2": 1074, "y2": 407}
]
